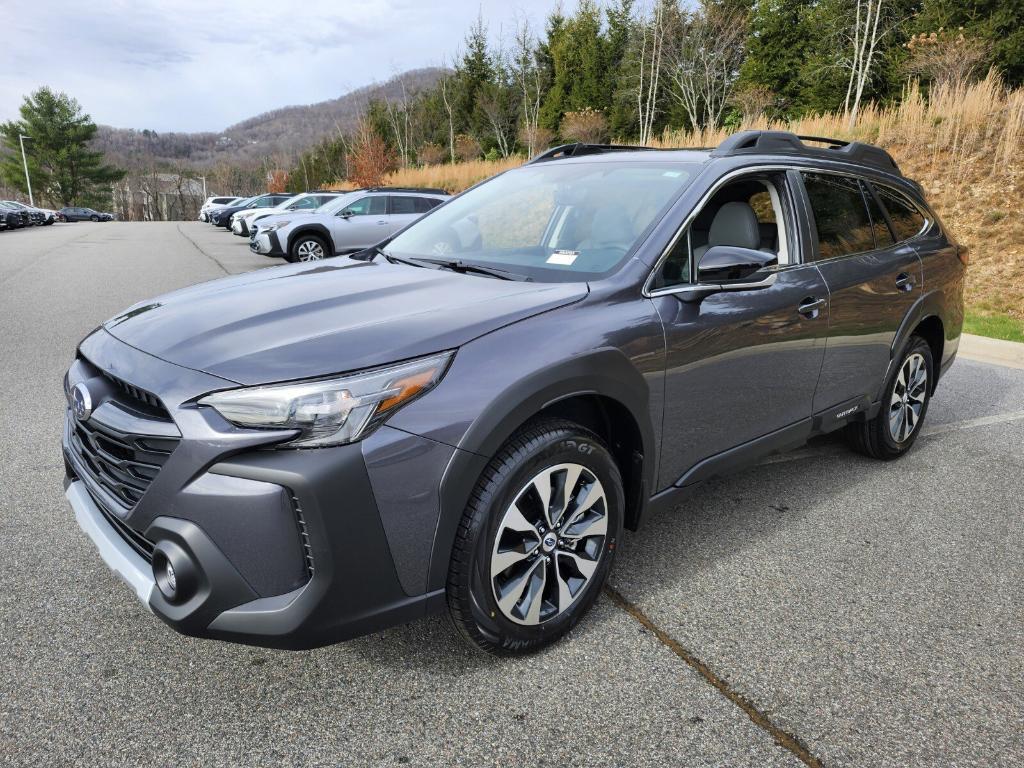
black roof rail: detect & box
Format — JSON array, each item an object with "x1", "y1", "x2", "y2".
[
  {"x1": 364, "y1": 186, "x2": 449, "y2": 195},
  {"x1": 711, "y1": 130, "x2": 901, "y2": 175},
  {"x1": 528, "y1": 143, "x2": 662, "y2": 163}
]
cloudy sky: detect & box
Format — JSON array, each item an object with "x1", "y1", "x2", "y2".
[{"x1": 1, "y1": 0, "x2": 567, "y2": 133}]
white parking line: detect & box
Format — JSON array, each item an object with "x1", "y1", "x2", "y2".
[
  {"x1": 759, "y1": 410, "x2": 1024, "y2": 465},
  {"x1": 919, "y1": 410, "x2": 1024, "y2": 437}
]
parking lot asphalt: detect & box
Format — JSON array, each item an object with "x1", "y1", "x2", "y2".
[{"x1": 1, "y1": 222, "x2": 1022, "y2": 767}]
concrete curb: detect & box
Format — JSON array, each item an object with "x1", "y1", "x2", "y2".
[{"x1": 958, "y1": 333, "x2": 1024, "y2": 370}]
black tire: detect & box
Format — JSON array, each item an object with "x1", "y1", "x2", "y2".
[
  {"x1": 447, "y1": 418, "x2": 624, "y2": 655},
  {"x1": 846, "y1": 334, "x2": 933, "y2": 460},
  {"x1": 90, "y1": 215, "x2": 99, "y2": 222},
  {"x1": 286, "y1": 233, "x2": 330, "y2": 263}
]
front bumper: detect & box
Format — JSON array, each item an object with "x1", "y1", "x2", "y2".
[
  {"x1": 250, "y1": 229, "x2": 285, "y2": 257},
  {"x1": 231, "y1": 218, "x2": 249, "y2": 236},
  {"x1": 67, "y1": 480, "x2": 156, "y2": 607},
  {"x1": 62, "y1": 329, "x2": 454, "y2": 649}
]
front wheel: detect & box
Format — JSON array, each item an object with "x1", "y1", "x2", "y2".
[
  {"x1": 287, "y1": 234, "x2": 329, "y2": 263},
  {"x1": 90, "y1": 215, "x2": 99, "y2": 222},
  {"x1": 447, "y1": 419, "x2": 624, "y2": 655},
  {"x1": 847, "y1": 335, "x2": 933, "y2": 460}
]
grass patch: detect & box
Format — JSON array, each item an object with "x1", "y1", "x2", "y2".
[{"x1": 964, "y1": 310, "x2": 1024, "y2": 342}]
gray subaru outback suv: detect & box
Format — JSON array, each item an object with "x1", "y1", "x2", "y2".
[{"x1": 63, "y1": 131, "x2": 965, "y2": 654}]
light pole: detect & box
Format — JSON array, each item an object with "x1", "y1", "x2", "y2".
[{"x1": 18, "y1": 134, "x2": 34, "y2": 207}]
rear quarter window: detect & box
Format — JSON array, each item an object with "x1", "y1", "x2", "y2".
[{"x1": 874, "y1": 184, "x2": 927, "y2": 242}]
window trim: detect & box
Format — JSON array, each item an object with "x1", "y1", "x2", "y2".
[{"x1": 643, "y1": 164, "x2": 804, "y2": 298}]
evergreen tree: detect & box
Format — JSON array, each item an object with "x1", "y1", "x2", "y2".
[
  {"x1": 0, "y1": 87, "x2": 124, "y2": 206},
  {"x1": 737, "y1": 0, "x2": 815, "y2": 116},
  {"x1": 540, "y1": 1, "x2": 608, "y2": 132},
  {"x1": 456, "y1": 14, "x2": 495, "y2": 139},
  {"x1": 606, "y1": 0, "x2": 639, "y2": 138}
]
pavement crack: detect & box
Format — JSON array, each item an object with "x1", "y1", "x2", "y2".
[
  {"x1": 603, "y1": 585, "x2": 824, "y2": 768},
  {"x1": 176, "y1": 223, "x2": 229, "y2": 275}
]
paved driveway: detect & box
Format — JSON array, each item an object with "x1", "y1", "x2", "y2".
[{"x1": 1, "y1": 222, "x2": 1021, "y2": 767}]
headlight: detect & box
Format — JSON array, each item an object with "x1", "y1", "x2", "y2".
[
  {"x1": 262, "y1": 219, "x2": 290, "y2": 232},
  {"x1": 198, "y1": 352, "x2": 453, "y2": 447}
]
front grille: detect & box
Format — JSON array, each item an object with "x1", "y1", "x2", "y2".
[
  {"x1": 103, "y1": 372, "x2": 166, "y2": 414},
  {"x1": 90, "y1": 486, "x2": 155, "y2": 562},
  {"x1": 69, "y1": 413, "x2": 179, "y2": 509}
]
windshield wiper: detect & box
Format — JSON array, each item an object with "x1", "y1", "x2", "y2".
[
  {"x1": 352, "y1": 245, "x2": 431, "y2": 269},
  {"x1": 413, "y1": 258, "x2": 532, "y2": 281}
]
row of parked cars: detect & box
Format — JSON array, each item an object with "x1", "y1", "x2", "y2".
[
  {"x1": 0, "y1": 200, "x2": 115, "y2": 231},
  {"x1": 1, "y1": 199, "x2": 61, "y2": 230},
  {"x1": 199, "y1": 187, "x2": 450, "y2": 262}
]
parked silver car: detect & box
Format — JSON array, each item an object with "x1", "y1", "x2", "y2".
[
  {"x1": 250, "y1": 187, "x2": 448, "y2": 262},
  {"x1": 230, "y1": 191, "x2": 346, "y2": 237}
]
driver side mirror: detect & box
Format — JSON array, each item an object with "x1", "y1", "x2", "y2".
[
  {"x1": 676, "y1": 246, "x2": 778, "y2": 303},
  {"x1": 339, "y1": 210, "x2": 354, "y2": 219}
]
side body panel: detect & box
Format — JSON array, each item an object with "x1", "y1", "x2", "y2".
[{"x1": 654, "y1": 263, "x2": 829, "y2": 486}]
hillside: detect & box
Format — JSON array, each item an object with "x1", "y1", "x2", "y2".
[
  {"x1": 384, "y1": 75, "x2": 1024, "y2": 339},
  {"x1": 92, "y1": 68, "x2": 445, "y2": 169}
]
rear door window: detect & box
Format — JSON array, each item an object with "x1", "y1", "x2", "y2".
[
  {"x1": 873, "y1": 184, "x2": 927, "y2": 242},
  {"x1": 801, "y1": 173, "x2": 876, "y2": 259},
  {"x1": 389, "y1": 196, "x2": 418, "y2": 215}
]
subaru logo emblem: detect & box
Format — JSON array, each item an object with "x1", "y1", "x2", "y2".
[{"x1": 72, "y1": 382, "x2": 93, "y2": 422}]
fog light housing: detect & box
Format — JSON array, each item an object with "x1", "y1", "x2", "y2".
[{"x1": 152, "y1": 542, "x2": 196, "y2": 603}]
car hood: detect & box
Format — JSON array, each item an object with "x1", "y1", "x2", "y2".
[{"x1": 103, "y1": 258, "x2": 588, "y2": 385}]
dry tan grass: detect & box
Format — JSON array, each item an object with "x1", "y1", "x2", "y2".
[
  {"x1": 385, "y1": 157, "x2": 522, "y2": 193},
  {"x1": 377, "y1": 74, "x2": 1024, "y2": 322}
]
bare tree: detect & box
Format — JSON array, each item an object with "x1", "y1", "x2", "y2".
[
  {"x1": 383, "y1": 73, "x2": 412, "y2": 167},
  {"x1": 842, "y1": 0, "x2": 899, "y2": 128},
  {"x1": 730, "y1": 84, "x2": 775, "y2": 122},
  {"x1": 439, "y1": 66, "x2": 457, "y2": 164},
  {"x1": 905, "y1": 29, "x2": 990, "y2": 86},
  {"x1": 635, "y1": 1, "x2": 668, "y2": 144},
  {"x1": 664, "y1": 3, "x2": 747, "y2": 130},
  {"x1": 478, "y1": 45, "x2": 519, "y2": 158},
  {"x1": 512, "y1": 16, "x2": 545, "y2": 156},
  {"x1": 561, "y1": 108, "x2": 609, "y2": 143}
]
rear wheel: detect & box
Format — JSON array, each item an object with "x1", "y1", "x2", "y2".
[
  {"x1": 847, "y1": 335, "x2": 933, "y2": 460},
  {"x1": 447, "y1": 419, "x2": 623, "y2": 655},
  {"x1": 287, "y1": 234, "x2": 329, "y2": 263},
  {"x1": 90, "y1": 215, "x2": 99, "y2": 222}
]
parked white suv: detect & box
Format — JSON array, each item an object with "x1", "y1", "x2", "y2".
[
  {"x1": 230, "y1": 191, "x2": 345, "y2": 237},
  {"x1": 198, "y1": 196, "x2": 243, "y2": 222},
  {"x1": 250, "y1": 188, "x2": 449, "y2": 262}
]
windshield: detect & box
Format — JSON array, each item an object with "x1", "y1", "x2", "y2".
[{"x1": 386, "y1": 161, "x2": 697, "y2": 281}]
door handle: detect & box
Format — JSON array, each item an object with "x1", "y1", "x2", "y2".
[
  {"x1": 895, "y1": 273, "x2": 915, "y2": 291},
  {"x1": 797, "y1": 297, "x2": 826, "y2": 319},
  {"x1": 376, "y1": 219, "x2": 387, "y2": 225}
]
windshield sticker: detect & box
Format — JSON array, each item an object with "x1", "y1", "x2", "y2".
[{"x1": 547, "y1": 250, "x2": 579, "y2": 265}]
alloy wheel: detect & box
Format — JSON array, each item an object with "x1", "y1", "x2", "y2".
[
  {"x1": 490, "y1": 463, "x2": 608, "y2": 626},
  {"x1": 296, "y1": 240, "x2": 325, "y2": 261},
  {"x1": 889, "y1": 352, "x2": 927, "y2": 442}
]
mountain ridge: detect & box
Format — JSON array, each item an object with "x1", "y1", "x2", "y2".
[{"x1": 92, "y1": 67, "x2": 445, "y2": 169}]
